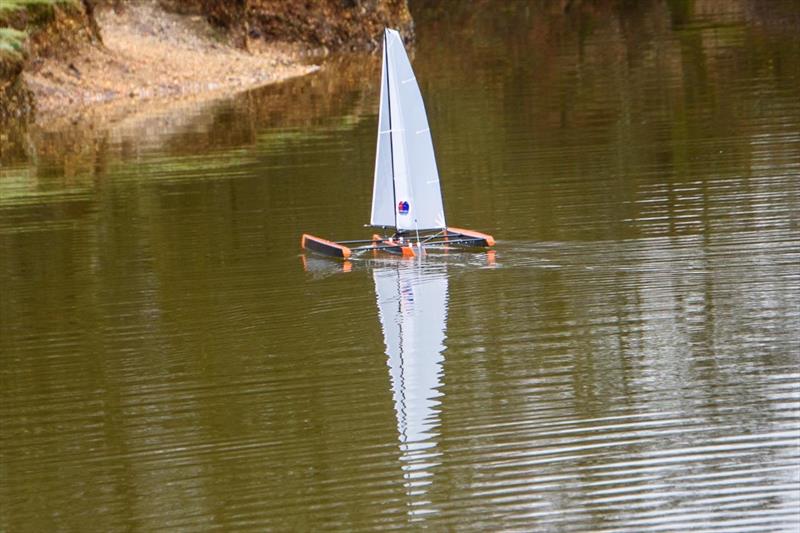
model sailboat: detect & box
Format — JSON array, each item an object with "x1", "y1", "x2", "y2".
[{"x1": 302, "y1": 28, "x2": 494, "y2": 258}]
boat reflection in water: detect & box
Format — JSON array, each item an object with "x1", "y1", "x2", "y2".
[
  {"x1": 373, "y1": 263, "x2": 449, "y2": 517},
  {"x1": 300, "y1": 254, "x2": 352, "y2": 278}
]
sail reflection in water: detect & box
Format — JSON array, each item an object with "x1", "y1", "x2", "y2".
[{"x1": 373, "y1": 263, "x2": 448, "y2": 511}]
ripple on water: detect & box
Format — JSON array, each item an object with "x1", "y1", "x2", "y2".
[{"x1": 2, "y1": 0, "x2": 800, "y2": 530}]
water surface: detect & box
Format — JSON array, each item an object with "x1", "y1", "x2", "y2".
[{"x1": 1, "y1": 0, "x2": 799, "y2": 530}]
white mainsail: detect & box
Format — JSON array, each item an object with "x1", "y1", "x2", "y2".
[{"x1": 370, "y1": 29, "x2": 446, "y2": 232}]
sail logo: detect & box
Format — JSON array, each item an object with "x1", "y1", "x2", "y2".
[{"x1": 397, "y1": 201, "x2": 410, "y2": 215}]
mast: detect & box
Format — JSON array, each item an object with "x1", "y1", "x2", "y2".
[{"x1": 385, "y1": 30, "x2": 398, "y2": 230}]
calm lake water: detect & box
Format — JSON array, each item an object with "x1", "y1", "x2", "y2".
[{"x1": 2, "y1": 1, "x2": 799, "y2": 530}]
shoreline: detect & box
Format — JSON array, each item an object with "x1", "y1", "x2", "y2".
[{"x1": 23, "y1": 1, "x2": 319, "y2": 123}]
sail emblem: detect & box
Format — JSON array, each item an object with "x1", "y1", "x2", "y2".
[{"x1": 397, "y1": 201, "x2": 410, "y2": 215}]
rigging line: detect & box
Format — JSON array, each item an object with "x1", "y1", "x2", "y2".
[
  {"x1": 404, "y1": 152, "x2": 422, "y2": 247},
  {"x1": 419, "y1": 231, "x2": 445, "y2": 245}
]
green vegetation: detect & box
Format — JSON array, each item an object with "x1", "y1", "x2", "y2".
[
  {"x1": 0, "y1": 0, "x2": 78, "y2": 56},
  {"x1": 0, "y1": 0, "x2": 75, "y2": 12},
  {"x1": 0, "y1": 0, "x2": 78, "y2": 25},
  {"x1": 0, "y1": 27, "x2": 25, "y2": 58}
]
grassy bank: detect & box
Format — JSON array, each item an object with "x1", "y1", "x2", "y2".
[
  {"x1": 0, "y1": 27, "x2": 25, "y2": 58},
  {"x1": 0, "y1": 0, "x2": 80, "y2": 38}
]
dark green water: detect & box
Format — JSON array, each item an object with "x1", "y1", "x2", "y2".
[{"x1": 2, "y1": 1, "x2": 799, "y2": 530}]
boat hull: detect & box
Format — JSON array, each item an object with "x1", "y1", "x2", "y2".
[
  {"x1": 446, "y1": 227, "x2": 496, "y2": 247},
  {"x1": 301, "y1": 234, "x2": 352, "y2": 259}
]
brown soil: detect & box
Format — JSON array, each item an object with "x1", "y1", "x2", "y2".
[
  {"x1": 24, "y1": 1, "x2": 317, "y2": 119},
  {"x1": 194, "y1": 0, "x2": 414, "y2": 52}
]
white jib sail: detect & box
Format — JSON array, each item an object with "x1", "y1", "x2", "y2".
[
  {"x1": 370, "y1": 31, "x2": 396, "y2": 227},
  {"x1": 370, "y1": 29, "x2": 446, "y2": 231}
]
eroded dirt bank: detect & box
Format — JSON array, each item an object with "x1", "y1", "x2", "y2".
[
  {"x1": 27, "y1": 1, "x2": 316, "y2": 117},
  {"x1": 0, "y1": 0, "x2": 413, "y2": 127}
]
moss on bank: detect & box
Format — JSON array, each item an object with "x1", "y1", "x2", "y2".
[
  {"x1": 0, "y1": 0, "x2": 82, "y2": 49},
  {"x1": 0, "y1": 27, "x2": 26, "y2": 58},
  {"x1": 1, "y1": 0, "x2": 100, "y2": 122},
  {"x1": 0, "y1": 25, "x2": 31, "y2": 122}
]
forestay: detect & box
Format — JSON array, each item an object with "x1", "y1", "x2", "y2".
[{"x1": 370, "y1": 29, "x2": 446, "y2": 231}]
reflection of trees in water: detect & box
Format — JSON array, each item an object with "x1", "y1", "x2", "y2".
[
  {"x1": 5, "y1": 0, "x2": 798, "y2": 191},
  {"x1": 1, "y1": 53, "x2": 380, "y2": 186},
  {"x1": 161, "y1": 54, "x2": 381, "y2": 155},
  {"x1": 411, "y1": 0, "x2": 800, "y2": 244}
]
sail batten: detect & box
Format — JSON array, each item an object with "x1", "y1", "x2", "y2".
[{"x1": 370, "y1": 29, "x2": 446, "y2": 232}]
